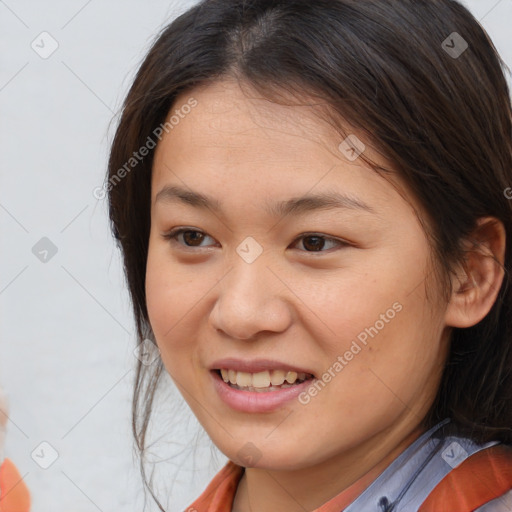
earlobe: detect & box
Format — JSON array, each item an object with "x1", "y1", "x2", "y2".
[{"x1": 444, "y1": 217, "x2": 506, "y2": 329}]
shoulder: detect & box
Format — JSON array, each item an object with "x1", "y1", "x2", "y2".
[
  {"x1": 419, "y1": 443, "x2": 512, "y2": 512},
  {"x1": 474, "y1": 488, "x2": 512, "y2": 511},
  {"x1": 333, "y1": 421, "x2": 512, "y2": 512}
]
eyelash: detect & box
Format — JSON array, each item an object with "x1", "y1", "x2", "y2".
[{"x1": 162, "y1": 227, "x2": 349, "y2": 254}]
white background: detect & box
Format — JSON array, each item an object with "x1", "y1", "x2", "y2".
[{"x1": 1, "y1": 1, "x2": 511, "y2": 511}]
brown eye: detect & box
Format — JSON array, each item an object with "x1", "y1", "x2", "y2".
[
  {"x1": 163, "y1": 228, "x2": 216, "y2": 248},
  {"x1": 291, "y1": 234, "x2": 347, "y2": 253},
  {"x1": 302, "y1": 236, "x2": 326, "y2": 252},
  {"x1": 181, "y1": 230, "x2": 205, "y2": 246}
]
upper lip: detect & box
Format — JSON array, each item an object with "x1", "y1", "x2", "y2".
[{"x1": 209, "y1": 358, "x2": 315, "y2": 377}]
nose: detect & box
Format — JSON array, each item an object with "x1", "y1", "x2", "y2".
[{"x1": 208, "y1": 255, "x2": 293, "y2": 341}]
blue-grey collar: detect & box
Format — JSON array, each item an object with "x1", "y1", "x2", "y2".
[{"x1": 344, "y1": 418, "x2": 500, "y2": 512}]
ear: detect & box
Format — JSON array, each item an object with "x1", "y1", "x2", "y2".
[{"x1": 444, "y1": 217, "x2": 506, "y2": 328}]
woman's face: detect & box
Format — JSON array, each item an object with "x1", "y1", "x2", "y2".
[{"x1": 146, "y1": 79, "x2": 451, "y2": 470}]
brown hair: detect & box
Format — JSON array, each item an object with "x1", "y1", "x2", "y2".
[{"x1": 106, "y1": 0, "x2": 512, "y2": 508}]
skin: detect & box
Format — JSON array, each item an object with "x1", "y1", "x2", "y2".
[{"x1": 145, "y1": 79, "x2": 505, "y2": 511}]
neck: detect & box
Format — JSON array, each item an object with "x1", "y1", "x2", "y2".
[{"x1": 232, "y1": 420, "x2": 425, "y2": 512}]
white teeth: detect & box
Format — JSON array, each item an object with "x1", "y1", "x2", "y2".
[
  {"x1": 285, "y1": 371, "x2": 298, "y2": 383},
  {"x1": 236, "y1": 371, "x2": 252, "y2": 387},
  {"x1": 218, "y1": 368, "x2": 312, "y2": 389},
  {"x1": 270, "y1": 370, "x2": 286, "y2": 386},
  {"x1": 252, "y1": 371, "x2": 271, "y2": 388}
]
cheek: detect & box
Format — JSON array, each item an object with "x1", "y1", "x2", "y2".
[
  {"x1": 291, "y1": 268, "x2": 406, "y2": 357},
  {"x1": 145, "y1": 237, "x2": 230, "y2": 379},
  {"x1": 324, "y1": 296, "x2": 444, "y2": 416},
  {"x1": 301, "y1": 256, "x2": 445, "y2": 402},
  {"x1": 145, "y1": 242, "x2": 204, "y2": 353}
]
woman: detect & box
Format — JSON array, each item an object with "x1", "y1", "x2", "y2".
[{"x1": 106, "y1": 0, "x2": 512, "y2": 510}]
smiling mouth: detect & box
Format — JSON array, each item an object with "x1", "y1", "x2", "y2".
[{"x1": 214, "y1": 369, "x2": 314, "y2": 392}]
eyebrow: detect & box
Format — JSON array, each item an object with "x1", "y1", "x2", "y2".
[{"x1": 154, "y1": 185, "x2": 375, "y2": 217}]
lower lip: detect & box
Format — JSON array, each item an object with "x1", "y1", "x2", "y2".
[{"x1": 210, "y1": 370, "x2": 316, "y2": 413}]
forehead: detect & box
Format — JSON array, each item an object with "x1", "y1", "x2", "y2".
[{"x1": 150, "y1": 79, "x2": 413, "y2": 218}]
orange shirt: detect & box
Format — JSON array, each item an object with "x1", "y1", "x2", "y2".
[
  {"x1": 0, "y1": 458, "x2": 31, "y2": 512},
  {"x1": 184, "y1": 419, "x2": 512, "y2": 512},
  {"x1": 185, "y1": 460, "x2": 377, "y2": 512}
]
